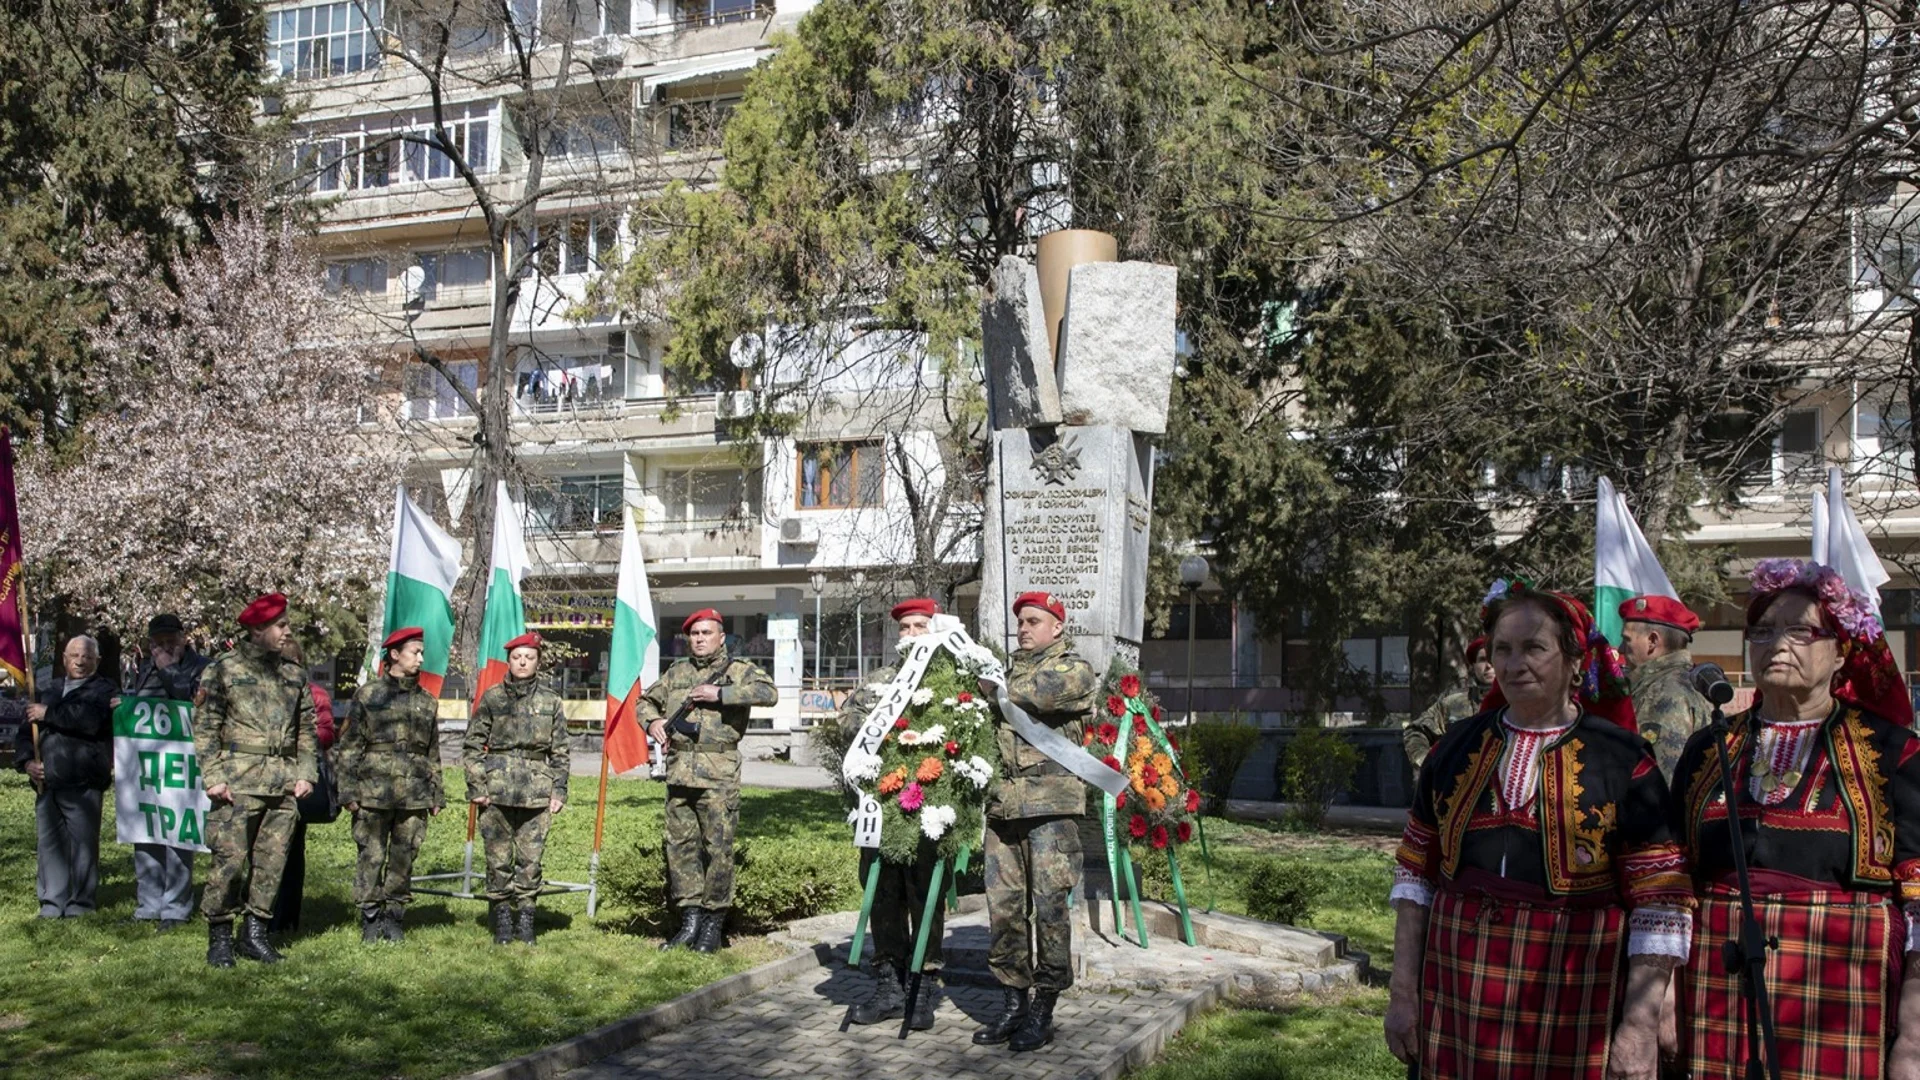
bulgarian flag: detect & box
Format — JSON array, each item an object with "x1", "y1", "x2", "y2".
[
  {"x1": 381, "y1": 485, "x2": 464, "y2": 696},
  {"x1": 472, "y1": 480, "x2": 531, "y2": 708},
  {"x1": 1594, "y1": 475, "x2": 1678, "y2": 645},
  {"x1": 604, "y1": 509, "x2": 660, "y2": 773}
]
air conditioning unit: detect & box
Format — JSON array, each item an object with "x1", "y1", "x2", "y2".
[
  {"x1": 716, "y1": 390, "x2": 756, "y2": 419},
  {"x1": 780, "y1": 518, "x2": 818, "y2": 545}
]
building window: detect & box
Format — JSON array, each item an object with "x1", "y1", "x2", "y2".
[
  {"x1": 1858, "y1": 398, "x2": 1913, "y2": 484},
  {"x1": 415, "y1": 248, "x2": 491, "y2": 299},
  {"x1": 515, "y1": 333, "x2": 626, "y2": 411},
  {"x1": 1777, "y1": 408, "x2": 1824, "y2": 482},
  {"x1": 325, "y1": 257, "x2": 389, "y2": 295},
  {"x1": 402, "y1": 110, "x2": 493, "y2": 180},
  {"x1": 268, "y1": 1, "x2": 384, "y2": 81},
  {"x1": 404, "y1": 360, "x2": 477, "y2": 421},
  {"x1": 666, "y1": 96, "x2": 741, "y2": 150},
  {"x1": 292, "y1": 111, "x2": 491, "y2": 195},
  {"x1": 510, "y1": 0, "x2": 632, "y2": 41},
  {"x1": 546, "y1": 113, "x2": 630, "y2": 161},
  {"x1": 675, "y1": 0, "x2": 768, "y2": 27},
  {"x1": 528, "y1": 473, "x2": 625, "y2": 532},
  {"x1": 660, "y1": 468, "x2": 757, "y2": 525},
  {"x1": 796, "y1": 441, "x2": 883, "y2": 509}
]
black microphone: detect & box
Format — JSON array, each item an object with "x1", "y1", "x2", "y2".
[{"x1": 1689, "y1": 662, "x2": 1736, "y2": 706}]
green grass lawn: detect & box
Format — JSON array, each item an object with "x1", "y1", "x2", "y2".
[{"x1": 0, "y1": 769, "x2": 838, "y2": 1080}]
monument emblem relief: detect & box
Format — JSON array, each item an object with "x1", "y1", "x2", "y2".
[{"x1": 1030, "y1": 435, "x2": 1083, "y2": 486}]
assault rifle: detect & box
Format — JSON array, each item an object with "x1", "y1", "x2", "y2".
[{"x1": 664, "y1": 669, "x2": 728, "y2": 739}]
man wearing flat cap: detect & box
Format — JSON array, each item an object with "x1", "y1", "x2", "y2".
[
  {"x1": 464, "y1": 631, "x2": 568, "y2": 945},
  {"x1": 1618, "y1": 594, "x2": 1712, "y2": 779},
  {"x1": 838, "y1": 598, "x2": 947, "y2": 1029},
  {"x1": 194, "y1": 593, "x2": 317, "y2": 967},
  {"x1": 127, "y1": 612, "x2": 211, "y2": 930},
  {"x1": 337, "y1": 626, "x2": 444, "y2": 943},
  {"x1": 641, "y1": 609, "x2": 778, "y2": 953},
  {"x1": 975, "y1": 591, "x2": 1099, "y2": 1054}
]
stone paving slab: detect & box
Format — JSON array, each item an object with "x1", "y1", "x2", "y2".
[{"x1": 559, "y1": 958, "x2": 1192, "y2": 1080}]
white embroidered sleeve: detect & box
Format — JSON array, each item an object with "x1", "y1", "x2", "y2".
[
  {"x1": 1627, "y1": 904, "x2": 1692, "y2": 961},
  {"x1": 1389, "y1": 865, "x2": 1434, "y2": 909}
]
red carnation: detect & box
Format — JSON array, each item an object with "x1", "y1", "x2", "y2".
[
  {"x1": 1151, "y1": 704, "x2": 1164, "y2": 722},
  {"x1": 1133, "y1": 717, "x2": 1149, "y2": 736},
  {"x1": 957, "y1": 692, "x2": 973, "y2": 703},
  {"x1": 1102, "y1": 755, "x2": 1122, "y2": 771},
  {"x1": 1119, "y1": 674, "x2": 1141, "y2": 698},
  {"x1": 1129, "y1": 814, "x2": 1148, "y2": 838},
  {"x1": 1105, "y1": 695, "x2": 1126, "y2": 717},
  {"x1": 945, "y1": 740, "x2": 961, "y2": 756},
  {"x1": 1150, "y1": 825, "x2": 1169, "y2": 850},
  {"x1": 1097, "y1": 722, "x2": 1120, "y2": 744},
  {"x1": 1142, "y1": 765, "x2": 1161, "y2": 787},
  {"x1": 1185, "y1": 789, "x2": 1201, "y2": 813},
  {"x1": 893, "y1": 716, "x2": 909, "y2": 730},
  {"x1": 1116, "y1": 793, "x2": 1128, "y2": 809},
  {"x1": 1176, "y1": 821, "x2": 1193, "y2": 843}
]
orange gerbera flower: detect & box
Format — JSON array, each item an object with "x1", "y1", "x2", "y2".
[
  {"x1": 878, "y1": 767, "x2": 909, "y2": 796},
  {"x1": 1143, "y1": 788, "x2": 1168, "y2": 812},
  {"x1": 916, "y1": 756, "x2": 944, "y2": 783},
  {"x1": 1133, "y1": 736, "x2": 1153, "y2": 757},
  {"x1": 1152, "y1": 753, "x2": 1174, "y2": 776},
  {"x1": 1160, "y1": 774, "x2": 1181, "y2": 799},
  {"x1": 1131, "y1": 775, "x2": 1152, "y2": 798}
]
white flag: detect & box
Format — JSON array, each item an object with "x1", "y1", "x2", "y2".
[{"x1": 1813, "y1": 467, "x2": 1890, "y2": 619}]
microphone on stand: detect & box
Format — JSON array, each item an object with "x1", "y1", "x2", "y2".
[{"x1": 1690, "y1": 662, "x2": 1736, "y2": 707}]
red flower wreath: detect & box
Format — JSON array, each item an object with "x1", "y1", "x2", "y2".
[
  {"x1": 1150, "y1": 825, "x2": 1170, "y2": 850},
  {"x1": 1129, "y1": 814, "x2": 1149, "y2": 839},
  {"x1": 1105, "y1": 695, "x2": 1126, "y2": 717},
  {"x1": 1176, "y1": 821, "x2": 1193, "y2": 843},
  {"x1": 1119, "y1": 674, "x2": 1141, "y2": 698}
]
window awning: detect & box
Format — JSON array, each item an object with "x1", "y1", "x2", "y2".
[{"x1": 641, "y1": 50, "x2": 764, "y2": 99}]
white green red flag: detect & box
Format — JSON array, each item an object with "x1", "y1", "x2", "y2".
[
  {"x1": 605, "y1": 509, "x2": 659, "y2": 774},
  {"x1": 1812, "y1": 466, "x2": 1890, "y2": 622},
  {"x1": 473, "y1": 480, "x2": 530, "y2": 708},
  {"x1": 382, "y1": 485, "x2": 464, "y2": 697},
  {"x1": 1594, "y1": 475, "x2": 1678, "y2": 645}
]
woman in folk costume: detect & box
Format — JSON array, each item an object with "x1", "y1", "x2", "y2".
[
  {"x1": 1385, "y1": 580, "x2": 1695, "y2": 1080},
  {"x1": 1670, "y1": 560, "x2": 1920, "y2": 1080}
]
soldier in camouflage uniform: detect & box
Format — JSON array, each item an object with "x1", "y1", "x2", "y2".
[
  {"x1": 1403, "y1": 636, "x2": 1493, "y2": 770},
  {"x1": 1617, "y1": 594, "x2": 1713, "y2": 779},
  {"x1": 337, "y1": 626, "x2": 444, "y2": 944},
  {"x1": 642, "y1": 609, "x2": 779, "y2": 954},
  {"x1": 839, "y1": 598, "x2": 946, "y2": 1029},
  {"x1": 974, "y1": 591, "x2": 1098, "y2": 1054},
  {"x1": 194, "y1": 593, "x2": 317, "y2": 968},
  {"x1": 464, "y1": 632, "x2": 569, "y2": 945}
]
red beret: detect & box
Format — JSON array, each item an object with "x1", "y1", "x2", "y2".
[
  {"x1": 238, "y1": 593, "x2": 287, "y2": 629},
  {"x1": 1465, "y1": 636, "x2": 1489, "y2": 664},
  {"x1": 503, "y1": 631, "x2": 542, "y2": 653},
  {"x1": 1012, "y1": 591, "x2": 1066, "y2": 622},
  {"x1": 890, "y1": 598, "x2": 939, "y2": 622},
  {"x1": 383, "y1": 626, "x2": 425, "y2": 649},
  {"x1": 682, "y1": 609, "x2": 724, "y2": 633},
  {"x1": 1620, "y1": 595, "x2": 1701, "y2": 635}
]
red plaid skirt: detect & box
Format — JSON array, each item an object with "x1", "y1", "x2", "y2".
[
  {"x1": 1679, "y1": 872, "x2": 1902, "y2": 1080},
  {"x1": 1421, "y1": 872, "x2": 1626, "y2": 1079}
]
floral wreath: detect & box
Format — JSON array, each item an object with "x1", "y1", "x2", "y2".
[
  {"x1": 1748, "y1": 558, "x2": 1883, "y2": 643},
  {"x1": 1085, "y1": 672, "x2": 1199, "y2": 849}
]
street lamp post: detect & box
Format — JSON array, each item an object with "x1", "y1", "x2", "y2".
[
  {"x1": 808, "y1": 571, "x2": 826, "y2": 686},
  {"x1": 1179, "y1": 554, "x2": 1210, "y2": 724},
  {"x1": 851, "y1": 570, "x2": 868, "y2": 679}
]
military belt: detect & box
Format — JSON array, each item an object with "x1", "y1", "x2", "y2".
[
  {"x1": 224, "y1": 740, "x2": 287, "y2": 756},
  {"x1": 682, "y1": 742, "x2": 736, "y2": 753},
  {"x1": 491, "y1": 748, "x2": 549, "y2": 760},
  {"x1": 365, "y1": 740, "x2": 431, "y2": 754}
]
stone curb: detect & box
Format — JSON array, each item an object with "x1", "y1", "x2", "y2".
[
  {"x1": 1080, "y1": 974, "x2": 1235, "y2": 1080},
  {"x1": 454, "y1": 944, "x2": 828, "y2": 1080}
]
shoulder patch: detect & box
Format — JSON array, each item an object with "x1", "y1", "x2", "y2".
[{"x1": 1053, "y1": 662, "x2": 1073, "y2": 673}]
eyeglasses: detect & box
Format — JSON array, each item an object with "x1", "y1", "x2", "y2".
[{"x1": 1746, "y1": 624, "x2": 1838, "y2": 647}]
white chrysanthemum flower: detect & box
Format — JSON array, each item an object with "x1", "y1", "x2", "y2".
[
  {"x1": 843, "y1": 750, "x2": 883, "y2": 783},
  {"x1": 921, "y1": 804, "x2": 957, "y2": 840},
  {"x1": 956, "y1": 755, "x2": 994, "y2": 789},
  {"x1": 940, "y1": 696, "x2": 957, "y2": 707},
  {"x1": 910, "y1": 688, "x2": 933, "y2": 706},
  {"x1": 915, "y1": 724, "x2": 946, "y2": 745}
]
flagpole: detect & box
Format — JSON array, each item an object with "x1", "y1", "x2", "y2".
[
  {"x1": 587, "y1": 746, "x2": 610, "y2": 919},
  {"x1": 20, "y1": 579, "x2": 40, "y2": 795}
]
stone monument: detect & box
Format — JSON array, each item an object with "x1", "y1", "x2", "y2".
[{"x1": 979, "y1": 233, "x2": 1177, "y2": 676}]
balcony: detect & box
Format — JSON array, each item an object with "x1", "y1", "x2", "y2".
[{"x1": 526, "y1": 518, "x2": 761, "y2": 573}]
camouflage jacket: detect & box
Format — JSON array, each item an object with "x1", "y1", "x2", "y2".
[
  {"x1": 836, "y1": 663, "x2": 900, "y2": 741},
  {"x1": 463, "y1": 676, "x2": 569, "y2": 807},
  {"x1": 338, "y1": 673, "x2": 444, "y2": 811},
  {"x1": 193, "y1": 641, "x2": 318, "y2": 797},
  {"x1": 1629, "y1": 650, "x2": 1713, "y2": 780},
  {"x1": 638, "y1": 649, "x2": 778, "y2": 789},
  {"x1": 989, "y1": 638, "x2": 1098, "y2": 821},
  {"x1": 1403, "y1": 684, "x2": 1487, "y2": 771}
]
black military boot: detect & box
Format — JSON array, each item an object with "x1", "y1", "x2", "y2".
[
  {"x1": 691, "y1": 908, "x2": 726, "y2": 953},
  {"x1": 1008, "y1": 989, "x2": 1058, "y2": 1052},
  {"x1": 490, "y1": 902, "x2": 514, "y2": 945},
  {"x1": 850, "y1": 963, "x2": 907, "y2": 1025},
  {"x1": 660, "y1": 906, "x2": 703, "y2": 951},
  {"x1": 972, "y1": 987, "x2": 1028, "y2": 1045},
  {"x1": 517, "y1": 902, "x2": 536, "y2": 945},
  {"x1": 207, "y1": 921, "x2": 236, "y2": 968},
  {"x1": 237, "y1": 916, "x2": 283, "y2": 964},
  {"x1": 360, "y1": 906, "x2": 382, "y2": 944},
  {"x1": 908, "y1": 969, "x2": 940, "y2": 1031},
  {"x1": 383, "y1": 902, "x2": 405, "y2": 943}
]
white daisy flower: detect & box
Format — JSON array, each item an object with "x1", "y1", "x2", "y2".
[
  {"x1": 921, "y1": 804, "x2": 957, "y2": 840},
  {"x1": 910, "y1": 688, "x2": 933, "y2": 706}
]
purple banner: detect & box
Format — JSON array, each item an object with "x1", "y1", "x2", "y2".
[{"x1": 0, "y1": 428, "x2": 27, "y2": 688}]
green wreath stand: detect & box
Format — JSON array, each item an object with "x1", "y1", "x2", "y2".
[{"x1": 1100, "y1": 695, "x2": 1209, "y2": 947}]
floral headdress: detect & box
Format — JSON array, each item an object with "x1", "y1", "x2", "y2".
[
  {"x1": 1480, "y1": 577, "x2": 1637, "y2": 732},
  {"x1": 1747, "y1": 558, "x2": 1910, "y2": 726}
]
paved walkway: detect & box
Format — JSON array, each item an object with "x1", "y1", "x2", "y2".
[{"x1": 559, "y1": 957, "x2": 1186, "y2": 1080}]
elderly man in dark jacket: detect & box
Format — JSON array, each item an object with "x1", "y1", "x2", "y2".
[
  {"x1": 126, "y1": 613, "x2": 210, "y2": 929},
  {"x1": 14, "y1": 635, "x2": 118, "y2": 917}
]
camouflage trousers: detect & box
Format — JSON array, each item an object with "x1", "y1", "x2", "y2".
[
  {"x1": 478, "y1": 803, "x2": 551, "y2": 905},
  {"x1": 664, "y1": 784, "x2": 738, "y2": 910},
  {"x1": 863, "y1": 843, "x2": 946, "y2": 971},
  {"x1": 200, "y1": 793, "x2": 298, "y2": 924},
  {"x1": 351, "y1": 808, "x2": 430, "y2": 911},
  {"x1": 984, "y1": 814, "x2": 1081, "y2": 992}
]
